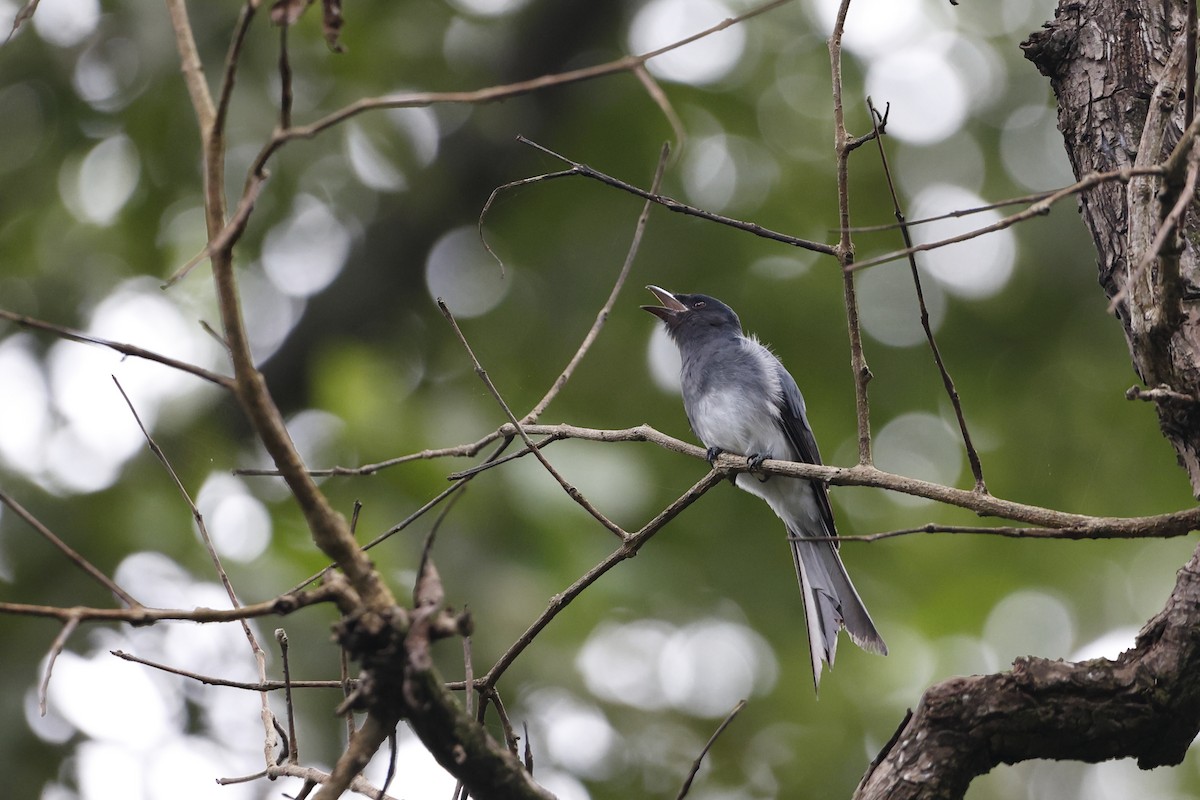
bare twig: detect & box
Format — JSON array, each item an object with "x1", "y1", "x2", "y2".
[
  {"x1": 0, "y1": 489, "x2": 141, "y2": 608},
  {"x1": 112, "y1": 375, "x2": 280, "y2": 765},
  {"x1": 245, "y1": 0, "x2": 790, "y2": 179},
  {"x1": 516, "y1": 136, "x2": 836, "y2": 255},
  {"x1": 0, "y1": 309, "x2": 234, "y2": 388},
  {"x1": 478, "y1": 169, "x2": 577, "y2": 271},
  {"x1": 111, "y1": 649, "x2": 346, "y2": 690},
  {"x1": 676, "y1": 699, "x2": 747, "y2": 800},
  {"x1": 0, "y1": 583, "x2": 339, "y2": 624},
  {"x1": 488, "y1": 687, "x2": 521, "y2": 757},
  {"x1": 634, "y1": 65, "x2": 686, "y2": 151},
  {"x1": 244, "y1": 418, "x2": 1200, "y2": 543},
  {"x1": 448, "y1": 436, "x2": 557, "y2": 480},
  {"x1": 521, "y1": 142, "x2": 672, "y2": 424},
  {"x1": 866, "y1": 98, "x2": 987, "y2": 493},
  {"x1": 5, "y1": 0, "x2": 41, "y2": 42},
  {"x1": 214, "y1": 1, "x2": 258, "y2": 138},
  {"x1": 438, "y1": 300, "x2": 628, "y2": 539},
  {"x1": 830, "y1": 0, "x2": 874, "y2": 465},
  {"x1": 849, "y1": 165, "x2": 1166, "y2": 274},
  {"x1": 278, "y1": 20, "x2": 294, "y2": 129},
  {"x1": 167, "y1": 0, "x2": 395, "y2": 617},
  {"x1": 844, "y1": 189, "x2": 1058, "y2": 232},
  {"x1": 38, "y1": 615, "x2": 80, "y2": 716},
  {"x1": 479, "y1": 469, "x2": 724, "y2": 690},
  {"x1": 219, "y1": 761, "x2": 402, "y2": 800},
  {"x1": 114, "y1": 377, "x2": 256, "y2": 630},
  {"x1": 236, "y1": 429, "x2": 509, "y2": 477},
  {"x1": 282, "y1": 439, "x2": 510, "y2": 596},
  {"x1": 1127, "y1": 384, "x2": 1199, "y2": 405},
  {"x1": 161, "y1": 173, "x2": 267, "y2": 287},
  {"x1": 165, "y1": 0, "x2": 215, "y2": 132},
  {"x1": 277, "y1": 629, "x2": 300, "y2": 763}
]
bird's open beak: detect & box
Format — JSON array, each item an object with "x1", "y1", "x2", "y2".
[{"x1": 641, "y1": 285, "x2": 688, "y2": 323}]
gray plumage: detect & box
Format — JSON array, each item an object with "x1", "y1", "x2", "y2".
[{"x1": 643, "y1": 286, "x2": 886, "y2": 689}]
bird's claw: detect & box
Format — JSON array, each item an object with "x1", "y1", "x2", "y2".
[
  {"x1": 705, "y1": 447, "x2": 739, "y2": 484},
  {"x1": 748, "y1": 452, "x2": 771, "y2": 482}
]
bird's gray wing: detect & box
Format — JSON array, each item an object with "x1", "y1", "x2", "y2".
[{"x1": 774, "y1": 365, "x2": 838, "y2": 542}]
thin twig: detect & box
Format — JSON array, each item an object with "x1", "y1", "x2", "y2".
[
  {"x1": 38, "y1": 615, "x2": 80, "y2": 716},
  {"x1": 489, "y1": 688, "x2": 521, "y2": 758},
  {"x1": 866, "y1": 98, "x2": 987, "y2": 492},
  {"x1": 282, "y1": 439, "x2": 510, "y2": 596},
  {"x1": 161, "y1": 173, "x2": 267, "y2": 287},
  {"x1": 820, "y1": 523, "x2": 1173, "y2": 543},
  {"x1": 112, "y1": 376, "x2": 279, "y2": 761},
  {"x1": 448, "y1": 436, "x2": 558, "y2": 480},
  {"x1": 278, "y1": 19, "x2": 293, "y2": 129},
  {"x1": 438, "y1": 300, "x2": 628, "y2": 539},
  {"x1": 219, "y1": 762, "x2": 402, "y2": 800},
  {"x1": 245, "y1": 0, "x2": 790, "y2": 179},
  {"x1": 214, "y1": 0, "x2": 258, "y2": 139},
  {"x1": 634, "y1": 65, "x2": 686, "y2": 151},
  {"x1": 516, "y1": 136, "x2": 836, "y2": 256},
  {"x1": 113, "y1": 377, "x2": 257, "y2": 632},
  {"x1": 1, "y1": 583, "x2": 338, "y2": 623},
  {"x1": 0, "y1": 308, "x2": 234, "y2": 388},
  {"x1": 676, "y1": 699, "x2": 747, "y2": 800},
  {"x1": 830, "y1": 0, "x2": 873, "y2": 465},
  {"x1": 236, "y1": 429, "x2": 508, "y2": 476},
  {"x1": 521, "y1": 142, "x2": 672, "y2": 424},
  {"x1": 844, "y1": 189, "x2": 1057, "y2": 232},
  {"x1": 277, "y1": 629, "x2": 300, "y2": 763},
  {"x1": 849, "y1": 165, "x2": 1166, "y2": 273},
  {"x1": 1127, "y1": 384, "x2": 1199, "y2": 404},
  {"x1": 0, "y1": 489, "x2": 141, "y2": 607},
  {"x1": 165, "y1": 0, "x2": 215, "y2": 132},
  {"x1": 111, "y1": 649, "x2": 346, "y2": 690},
  {"x1": 479, "y1": 469, "x2": 724, "y2": 690},
  {"x1": 478, "y1": 169, "x2": 577, "y2": 271},
  {"x1": 239, "y1": 419, "x2": 1200, "y2": 543}
]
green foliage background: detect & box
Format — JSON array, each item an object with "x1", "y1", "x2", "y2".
[{"x1": 2, "y1": 1, "x2": 1198, "y2": 798}]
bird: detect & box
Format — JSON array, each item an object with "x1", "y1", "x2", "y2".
[{"x1": 642, "y1": 285, "x2": 886, "y2": 688}]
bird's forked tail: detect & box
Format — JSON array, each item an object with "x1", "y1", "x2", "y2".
[{"x1": 788, "y1": 526, "x2": 887, "y2": 689}]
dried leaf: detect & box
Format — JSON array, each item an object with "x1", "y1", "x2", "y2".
[
  {"x1": 413, "y1": 552, "x2": 444, "y2": 612},
  {"x1": 5, "y1": 0, "x2": 41, "y2": 43},
  {"x1": 322, "y1": 0, "x2": 345, "y2": 52},
  {"x1": 270, "y1": 0, "x2": 313, "y2": 27}
]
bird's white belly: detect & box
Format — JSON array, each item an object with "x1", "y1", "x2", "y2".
[{"x1": 690, "y1": 386, "x2": 791, "y2": 461}]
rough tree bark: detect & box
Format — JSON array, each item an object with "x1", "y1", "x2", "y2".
[{"x1": 854, "y1": 1, "x2": 1200, "y2": 797}]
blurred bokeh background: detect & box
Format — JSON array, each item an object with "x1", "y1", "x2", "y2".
[{"x1": 2, "y1": 0, "x2": 1198, "y2": 798}]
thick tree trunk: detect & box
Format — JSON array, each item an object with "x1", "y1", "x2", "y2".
[
  {"x1": 1027, "y1": 0, "x2": 1200, "y2": 491},
  {"x1": 854, "y1": 2, "x2": 1200, "y2": 797}
]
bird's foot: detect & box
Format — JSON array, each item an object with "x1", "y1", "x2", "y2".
[
  {"x1": 748, "y1": 452, "x2": 771, "y2": 482},
  {"x1": 705, "y1": 446, "x2": 724, "y2": 466},
  {"x1": 705, "y1": 447, "x2": 739, "y2": 485}
]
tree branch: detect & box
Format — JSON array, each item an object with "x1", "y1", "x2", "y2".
[
  {"x1": 855, "y1": 543, "x2": 1200, "y2": 799},
  {"x1": 0, "y1": 308, "x2": 234, "y2": 389}
]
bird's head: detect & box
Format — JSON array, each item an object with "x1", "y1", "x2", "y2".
[{"x1": 641, "y1": 285, "x2": 741, "y2": 342}]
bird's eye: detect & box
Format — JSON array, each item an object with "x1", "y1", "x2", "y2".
[{"x1": 693, "y1": 301, "x2": 706, "y2": 309}]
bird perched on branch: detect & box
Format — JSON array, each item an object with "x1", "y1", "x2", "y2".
[{"x1": 642, "y1": 285, "x2": 886, "y2": 688}]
